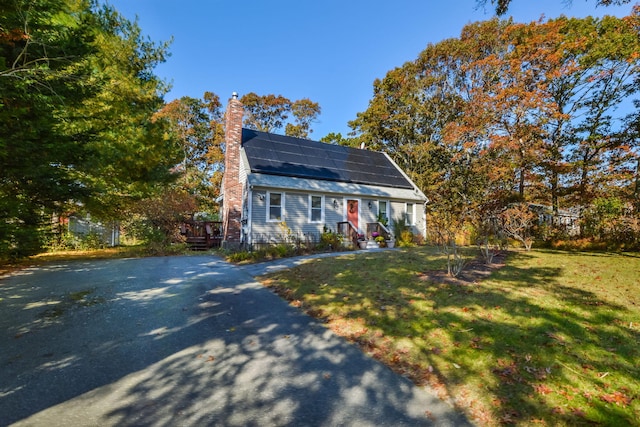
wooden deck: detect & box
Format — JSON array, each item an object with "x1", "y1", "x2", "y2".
[{"x1": 181, "y1": 221, "x2": 223, "y2": 250}]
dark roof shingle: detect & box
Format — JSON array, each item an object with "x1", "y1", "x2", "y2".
[{"x1": 242, "y1": 129, "x2": 413, "y2": 189}]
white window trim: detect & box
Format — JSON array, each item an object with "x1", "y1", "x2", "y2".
[
  {"x1": 405, "y1": 202, "x2": 415, "y2": 225},
  {"x1": 308, "y1": 194, "x2": 324, "y2": 224},
  {"x1": 378, "y1": 200, "x2": 389, "y2": 222},
  {"x1": 267, "y1": 191, "x2": 285, "y2": 222}
]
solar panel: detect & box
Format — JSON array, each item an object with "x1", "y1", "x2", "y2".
[{"x1": 241, "y1": 129, "x2": 413, "y2": 189}]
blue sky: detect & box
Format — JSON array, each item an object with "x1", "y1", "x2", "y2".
[{"x1": 106, "y1": 0, "x2": 635, "y2": 139}]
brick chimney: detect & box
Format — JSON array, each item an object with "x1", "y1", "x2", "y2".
[{"x1": 222, "y1": 92, "x2": 243, "y2": 248}]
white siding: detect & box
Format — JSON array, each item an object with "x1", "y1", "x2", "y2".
[
  {"x1": 249, "y1": 190, "x2": 341, "y2": 240},
  {"x1": 247, "y1": 188, "x2": 427, "y2": 243}
]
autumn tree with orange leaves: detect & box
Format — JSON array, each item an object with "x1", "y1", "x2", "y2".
[
  {"x1": 152, "y1": 92, "x2": 225, "y2": 213},
  {"x1": 152, "y1": 91, "x2": 321, "y2": 217},
  {"x1": 240, "y1": 92, "x2": 321, "y2": 138},
  {"x1": 351, "y1": 8, "x2": 640, "y2": 246}
]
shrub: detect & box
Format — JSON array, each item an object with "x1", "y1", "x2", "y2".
[
  {"x1": 1, "y1": 216, "x2": 46, "y2": 261},
  {"x1": 550, "y1": 238, "x2": 608, "y2": 252},
  {"x1": 227, "y1": 250, "x2": 252, "y2": 263},
  {"x1": 127, "y1": 189, "x2": 197, "y2": 245},
  {"x1": 274, "y1": 244, "x2": 293, "y2": 258},
  {"x1": 391, "y1": 217, "x2": 416, "y2": 247},
  {"x1": 391, "y1": 217, "x2": 408, "y2": 240},
  {"x1": 376, "y1": 211, "x2": 389, "y2": 226},
  {"x1": 77, "y1": 231, "x2": 107, "y2": 250},
  {"x1": 46, "y1": 232, "x2": 77, "y2": 252},
  {"x1": 399, "y1": 230, "x2": 415, "y2": 247},
  {"x1": 318, "y1": 228, "x2": 343, "y2": 250},
  {"x1": 582, "y1": 197, "x2": 624, "y2": 241}
]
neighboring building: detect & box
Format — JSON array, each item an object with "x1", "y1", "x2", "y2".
[
  {"x1": 528, "y1": 203, "x2": 580, "y2": 236},
  {"x1": 66, "y1": 213, "x2": 120, "y2": 247},
  {"x1": 219, "y1": 93, "x2": 428, "y2": 249}
]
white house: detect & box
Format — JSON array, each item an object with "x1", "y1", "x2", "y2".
[{"x1": 219, "y1": 94, "x2": 428, "y2": 249}]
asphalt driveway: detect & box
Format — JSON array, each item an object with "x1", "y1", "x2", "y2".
[{"x1": 0, "y1": 254, "x2": 471, "y2": 426}]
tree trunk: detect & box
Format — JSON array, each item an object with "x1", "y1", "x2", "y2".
[
  {"x1": 519, "y1": 167, "x2": 525, "y2": 199},
  {"x1": 551, "y1": 170, "x2": 559, "y2": 216},
  {"x1": 635, "y1": 157, "x2": 640, "y2": 214}
]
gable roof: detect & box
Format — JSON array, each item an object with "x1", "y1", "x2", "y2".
[{"x1": 242, "y1": 129, "x2": 414, "y2": 190}]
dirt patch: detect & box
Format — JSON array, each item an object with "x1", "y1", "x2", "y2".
[{"x1": 418, "y1": 251, "x2": 509, "y2": 286}]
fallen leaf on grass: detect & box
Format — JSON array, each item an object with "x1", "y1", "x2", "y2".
[
  {"x1": 599, "y1": 391, "x2": 632, "y2": 407},
  {"x1": 493, "y1": 359, "x2": 521, "y2": 383},
  {"x1": 558, "y1": 388, "x2": 575, "y2": 401},
  {"x1": 492, "y1": 397, "x2": 508, "y2": 406},
  {"x1": 581, "y1": 363, "x2": 595, "y2": 372},
  {"x1": 533, "y1": 384, "x2": 553, "y2": 395},
  {"x1": 499, "y1": 409, "x2": 520, "y2": 424}
]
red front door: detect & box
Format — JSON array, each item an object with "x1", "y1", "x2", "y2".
[{"x1": 347, "y1": 199, "x2": 358, "y2": 231}]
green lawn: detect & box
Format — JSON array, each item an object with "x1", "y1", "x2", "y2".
[{"x1": 260, "y1": 247, "x2": 640, "y2": 426}]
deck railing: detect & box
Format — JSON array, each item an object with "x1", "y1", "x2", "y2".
[
  {"x1": 366, "y1": 222, "x2": 392, "y2": 240},
  {"x1": 181, "y1": 221, "x2": 223, "y2": 250},
  {"x1": 337, "y1": 221, "x2": 359, "y2": 247}
]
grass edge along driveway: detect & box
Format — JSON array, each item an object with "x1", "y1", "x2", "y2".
[{"x1": 259, "y1": 247, "x2": 640, "y2": 426}]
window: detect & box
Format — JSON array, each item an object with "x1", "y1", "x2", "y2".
[
  {"x1": 268, "y1": 192, "x2": 283, "y2": 221},
  {"x1": 405, "y1": 203, "x2": 415, "y2": 225},
  {"x1": 309, "y1": 195, "x2": 323, "y2": 223},
  {"x1": 378, "y1": 200, "x2": 388, "y2": 224}
]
